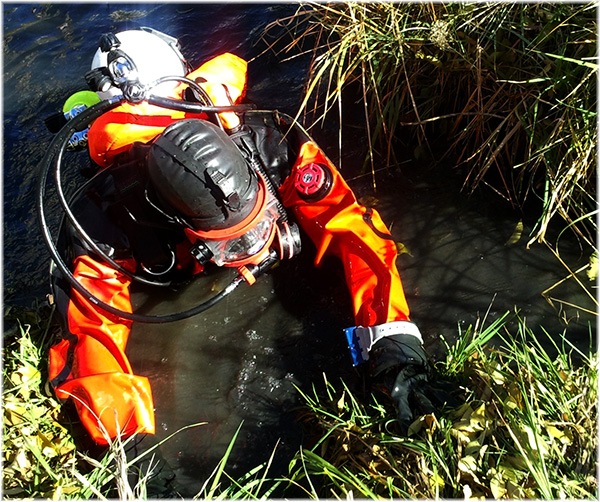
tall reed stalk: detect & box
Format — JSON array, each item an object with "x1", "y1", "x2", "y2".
[{"x1": 265, "y1": 2, "x2": 597, "y2": 250}]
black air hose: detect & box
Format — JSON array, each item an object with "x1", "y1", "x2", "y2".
[{"x1": 38, "y1": 95, "x2": 247, "y2": 323}]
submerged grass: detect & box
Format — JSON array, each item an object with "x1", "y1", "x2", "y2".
[{"x1": 4, "y1": 308, "x2": 596, "y2": 499}]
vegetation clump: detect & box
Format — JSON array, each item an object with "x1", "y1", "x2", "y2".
[
  {"x1": 279, "y1": 313, "x2": 597, "y2": 499},
  {"x1": 267, "y1": 2, "x2": 597, "y2": 250},
  {"x1": 3, "y1": 315, "x2": 81, "y2": 499},
  {"x1": 3, "y1": 310, "x2": 596, "y2": 499}
]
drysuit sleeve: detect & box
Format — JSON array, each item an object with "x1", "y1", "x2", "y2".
[
  {"x1": 183, "y1": 52, "x2": 248, "y2": 130},
  {"x1": 48, "y1": 255, "x2": 155, "y2": 445},
  {"x1": 278, "y1": 140, "x2": 411, "y2": 328}
]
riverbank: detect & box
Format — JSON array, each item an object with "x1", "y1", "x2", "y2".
[
  {"x1": 267, "y1": 2, "x2": 597, "y2": 282},
  {"x1": 3, "y1": 307, "x2": 596, "y2": 498}
]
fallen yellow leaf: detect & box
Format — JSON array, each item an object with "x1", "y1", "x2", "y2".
[
  {"x1": 396, "y1": 242, "x2": 413, "y2": 257},
  {"x1": 505, "y1": 220, "x2": 523, "y2": 246},
  {"x1": 545, "y1": 424, "x2": 572, "y2": 445},
  {"x1": 429, "y1": 471, "x2": 445, "y2": 490},
  {"x1": 489, "y1": 468, "x2": 508, "y2": 499},
  {"x1": 337, "y1": 392, "x2": 345, "y2": 412},
  {"x1": 587, "y1": 251, "x2": 598, "y2": 281}
]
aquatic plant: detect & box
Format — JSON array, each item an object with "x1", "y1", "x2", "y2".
[{"x1": 265, "y1": 1, "x2": 597, "y2": 278}]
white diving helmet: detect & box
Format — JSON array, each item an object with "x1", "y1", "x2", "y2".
[{"x1": 87, "y1": 27, "x2": 188, "y2": 100}]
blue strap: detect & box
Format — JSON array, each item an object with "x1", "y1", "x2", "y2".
[{"x1": 344, "y1": 326, "x2": 366, "y2": 366}]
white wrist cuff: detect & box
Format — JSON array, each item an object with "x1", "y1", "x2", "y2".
[{"x1": 345, "y1": 320, "x2": 423, "y2": 366}]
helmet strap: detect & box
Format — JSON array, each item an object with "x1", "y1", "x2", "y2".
[{"x1": 206, "y1": 170, "x2": 241, "y2": 212}]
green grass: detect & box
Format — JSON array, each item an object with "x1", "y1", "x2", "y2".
[
  {"x1": 3, "y1": 311, "x2": 81, "y2": 498},
  {"x1": 277, "y1": 313, "x2": 598, "y2": 499},
  {"x1": 5, "y1": 308, "x2": 595, "y2": 498},
  {"x1": 265, "y1": 2, "x2": 597, "y2": 254}
]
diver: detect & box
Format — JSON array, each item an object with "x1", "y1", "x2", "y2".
[{"x1": 41, "y1": 27, "x2": 440, "y2": 495}]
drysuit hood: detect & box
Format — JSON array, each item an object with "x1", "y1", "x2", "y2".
[{"x1": 147, "y1": 119, "x2": 261, "y2": 233}]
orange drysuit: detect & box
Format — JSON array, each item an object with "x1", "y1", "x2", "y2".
[{"x1": 48, "y1": 53, "x2": 411, "y2": 444}]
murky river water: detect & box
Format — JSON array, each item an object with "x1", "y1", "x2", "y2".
[{"x1": 4, "y1": 3, "x2": 596, "y2": 496}]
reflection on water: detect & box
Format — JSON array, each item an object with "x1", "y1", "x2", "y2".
[
  {"x1": 4, "y1": 3, "x2": 596, "y2": 497},
  {"x1": 396, "y1": 180, "x2": 593, "y2": 349}
]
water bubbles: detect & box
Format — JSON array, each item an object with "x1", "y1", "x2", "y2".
[
  {"x1": 161, "y1": 422, "x2": 168, "y2": 431},
  {"x1": 245, "y1": 329, "x2": 260, "y2": 341},
  {"x1": 161, "y1": 357, "x2": 168, "y2": 364},
  {"x1": 266, "y1": 375, "x2": 281, "y2": 393},
  {"x1": 223, "y1": 316, "x2": 231, "y2": 324},
  {"x1": 238, "y1": 355, "x2": 257, "y2": 384}
]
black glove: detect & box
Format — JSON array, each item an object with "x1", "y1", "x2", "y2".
[
  {"x1": 369, "y1": 334, "x2": 464, "y2": 433},
  {"x1": 368, "y1": 334, "x2": 436, "y2": 429}
]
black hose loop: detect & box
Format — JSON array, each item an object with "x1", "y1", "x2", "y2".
[
  {"x1": 49, "y1": 96, "x2": 172, "y2": 287},
  {"x1": 148, "y1": 94, "x2": 256, "y2": 114},
  {"x1": 37, "y1": 95, "x2": 246, "y2": 323}
]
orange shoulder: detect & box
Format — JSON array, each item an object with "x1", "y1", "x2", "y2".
[{"x1": 88, "y1": 102, "x2": 189, "y2": 168}]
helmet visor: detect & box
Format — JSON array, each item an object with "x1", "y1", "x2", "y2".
[
  {"x1": 184, "y1": 196, "x2": 279, "y2": 267},
  {"x1": 205, "y1": 215, "x2": 276, "y2": 266}
]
